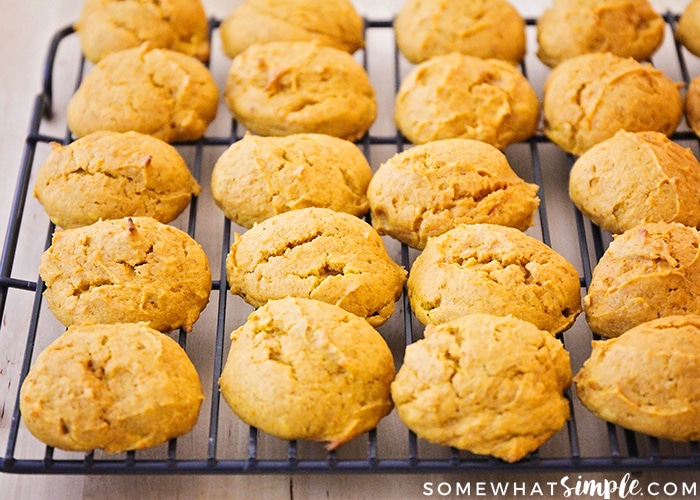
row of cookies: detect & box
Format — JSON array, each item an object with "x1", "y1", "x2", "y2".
[
  {"x1": 24, "y1": 0, "x2": 569, "y2": 463},
  {"x1": 23, "y1": 0, "x2": 381, "y2": 458},
  {"x1": 558, "y1": 1, "x2": 700, "y2": 448},
  {"x1": 22, "y1": 215, "x2": 212, "y2": 453},
  {"x1": 21, "y1": 0, "x2": 700, "y2": 462},
  {"x1": 389, "y1": 0, "x2": 700, "y2": 461},
  {"x1": 66, "y1": 0, "x2": 700, "y2": 159}
]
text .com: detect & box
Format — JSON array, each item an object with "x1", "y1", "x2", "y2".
[{"x1": 423, "y1": 473, "x2": 697, "y2": 498}]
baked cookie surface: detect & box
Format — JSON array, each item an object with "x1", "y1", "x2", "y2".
[
  {"x1": 39, "y1": 217, "x2": 211, "y2": 333},
  {"x1": 584, "y1": 222, "x2": 700, "y2": 338},
  {"x1": 677, "y1": 0, "x2": 700, "y2": 57},
  {"x1": 407, "y1": 223, "x2": 581, "y2": 334},
  {"x1": 211, "y1": 133, "x2": 371, "y2": 228},
  {"x1": 569, "y1": 130, "x2": 700, "y2": 235},
  {"x1": 225, "y1": 207, "x2": 407, "y2": 327},
  {"x1": 19, "y1": 323, "x2": 204, "y2": 453},
  {"x1": 67, "y1": 45, "x2": 218, "y2": 143},
  {"x1": 219, "y1": 0, "x2": 364, "y2": 59},
  {"x1": 536, "y1": 0, "x2": 664, "y2": 67},
  {"x1": 575, "y1": 315, "x2": 700, "y2": 441},
  {"x1": 367, "y1": 139, "x2": 539, "y2": 250},
  {"x1": 686, "y1": 76, "x2": 700, "y2": 138},
  {"x1": 225, "y1": 41, "x2": 376, "y2": 141},
  {"x1": 75, "y1": 0, "x2": 210, "y2": 63},
  {"x1": 218, "y1": 297, "x2": 395, "y2": 449},
  {"x1": 394, "y1": 0, "x2": 526, "y2": 64},
  {"x1": 391, "y1": 313, "x2": 571, "y2": 463},
  {"x1": 394, "y1": 53, "x2": 539, "y2": 149},
  {"x1": 34, "y1": 131, "x2": 200, "y2": 229},
  {"x1": 543, "y1": 52, "x2": 683, "y2": 156}
]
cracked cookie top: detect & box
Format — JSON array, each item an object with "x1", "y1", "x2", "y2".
[
  {"x1": 19, "y1": 322, "x2": 204, "y2": 453},
  {"x1": 39, "y1": 216, "x2": 211, "y2": 333},
  {"x1": 367, "y1": 138, "x2": 540, "y2": 250},
  {"x1": 584, "y1": 222, "x2": 700, "y2": 338},
  {"x1": 536, "y1": 0, "x2": 664, "y2": 68},
  {"x1": 219, "y1": 0, "x2": 364, "y2": 59},
  {"x1": 394, "y1": 0, "x2": 526, "y2": 64},
  {"x1": 67, "y1": 44, "x2": 219, "y2": 143},
  {"x1": 224, "y1": 40, "x2": 377, "y2": 141},
  {"x1": 218, "y1": 297, "x2": 395, "y2": 450},
  {"x1": 394, "y1": 53, "x2": 540, "y2": 149},
  {"x1": 75, "y1": 0, "x2": 210, "y2": 63},
  {"x1": 33, "y1": 131, "x2": 200, "y2": 229},
  {"x1": 211, "y1": 133, "x2": 372, "y2": 228},
  {"x1": 543, "y1": 52, "x2": 683, "y2": 156},
  {"x1": 225, "y1": 207, "x2": 407, "y2": 327},
  {"x1": 391, "y1": 313, "x2": 571, "y2": 463},
  {"x1": 575, "y1": 314, "x2": 700, "y2": 442},
  {"x1": 569, "y1": 130, "x2": 700, "y2": 235},
  {"x1": 407, "y1": 223, "x2": 582, "y2": 334}
]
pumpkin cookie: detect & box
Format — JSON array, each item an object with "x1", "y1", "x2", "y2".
[
  {"x1": 686, "y1": 76, "x2": 700, "y2": 138},
  {"x1": 219, "y1": 0, "x2": 364, "y2": 59},
  {"x1": 575, "y1": 315, "x2": 700, "y2": 441},
  {"x1": 39, "y1": 217, "x2": 211, "y2": 333},
  {"x1": 219, "y1": 297, "x2": 395, "y2": 450},
  {"x1": 569, "y1": 130, "x2": 700, "y2": 235},
  {"x1": 407, "y1": 223, "x2": 582, "y2": 334},
  {"x1": 583, "y1": 222, "x2": 700, "y2": 338},
  {"x1": 211, "y1": 133, "x2": 371, "y2": 228},
  {"x1": 543, "y1": 52, "x2": 683, "y2": 156},
  {"x1": 537, "y1": 0, "x2": 664, "y2": 67},
  {"x1": 677, "y1": 0, "x2": 700, "y2": 58},
  {"x1": 67, "y1": 44, "x2": 218, "y2": 143},
  {"x1": 394, "y1": 0, "x2": 526, "y2": 64},
  {"x1": 225, "y1": 41, "x2": 376, "y2": 141},
  {"x1": 367, "y1": 139, "x2": 539, "y2": 250},
  {"x1": 225, "y1": 207, "x2": 407, "y2": 326},
  {"x1": 34, "y1": 131, "x2": 200, "y2": 229},
  {"x1": 20, "y1": 323, "x2": 204, "y2": 453},
  {"x1": 394, "y1": 53, "x2": 539, "y2": 149},
  {"x1": 75, "y1": 0, "x2": 210, "y2": 63},
  {"x1": 391, "y1": 313, "x2": 571, "y2": 463}
]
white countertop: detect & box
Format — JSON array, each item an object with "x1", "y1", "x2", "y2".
[{"x1": 2, "y1": 1, "x2": 699, "y2": 499}]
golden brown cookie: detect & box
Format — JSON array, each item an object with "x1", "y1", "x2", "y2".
[
  {"x1": 583, "y1": 222, "x2": 700, "y2": 338},
  {"x1": 543, "y1": 52, "x2": 683, "y2": 156},
  {"x1": 33, "y1": 131, "x2": 200, "y2": 229},
  {"x1": 19, "y1": 323, "x2": 204, "y2": 453},
  {"x1": 67, "y1": 44, "x2": 218, "y2": 143},
  {"x1": 569, "y1": 130, "x2": 700, "y2": 235},
  {"x1": 211, "y1": 133, "x2": 372, "y2": 228},
  {"x1": 575, "y1": 315, "x2": 700, "y2": 442},
  {"x1": 218, "y1": 297, "x2": 395, "y2": 449},
  {"x1": 393, "y1": 0, "x2": 526, "y2": 65},
  {"x1": 225, "y1": 207, "x2": 407, "y2": 327},
  {"x1": 394, "y1": 53, "x2": 540, "y2": 149},
  {"x1": 536, "y1": 0, "x2": 665, "y2": 68},
  {"x1": 225, "y1": 41, "x2": 376, "y2": 141},
  {"x1": 686, "y1": 75, "x2": 700, "y2": 138},
  {"x1": 219, "y1": 0, "x2": 364, "y2": 59},
  {"x1": 75, "y1": 0, "x2": 210, "y2": 63},
  {"x1": 407, "y1": 223, "x2": 582, "y2": 334},
  {"x1": 677, "y1": 0, "x2": 700, "y2": 57},
  {"x1": 391, "y1": 313, "x2": 571, "y2": 463},
  {"x1": 367, "y1": 139, "x2": 540, "y2": 250},
  {"x1": 39, "y1": 217, "x2": 211, "y2": 333}
]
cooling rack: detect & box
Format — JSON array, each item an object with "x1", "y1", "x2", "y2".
[{"x1": 2, "y1": 13, "x2": 700, "y2": 475}]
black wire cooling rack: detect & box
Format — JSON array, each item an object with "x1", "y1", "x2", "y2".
[{"x1": 2, "y1": 14, "x2": 700, "y2": 475}]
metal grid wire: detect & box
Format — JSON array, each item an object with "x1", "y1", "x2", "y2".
[{"x1": 2, "y1": 14, "x2": 700, "y2": 475}]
